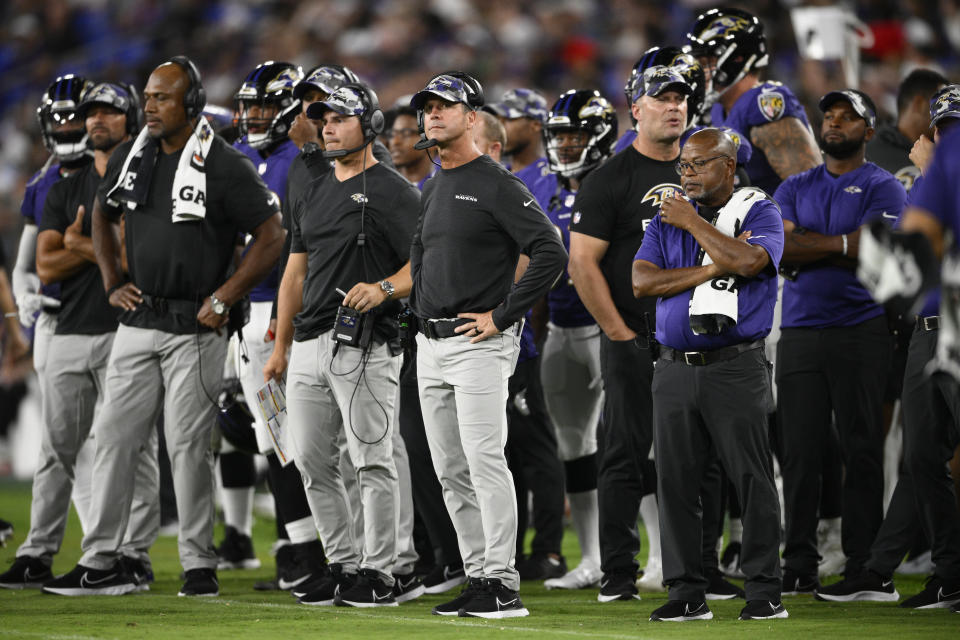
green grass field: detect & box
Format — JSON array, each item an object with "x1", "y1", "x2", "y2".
[{"x1": 1, "y1": 480, "x2": 957, "y2": 639}]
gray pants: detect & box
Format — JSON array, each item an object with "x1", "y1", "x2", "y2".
[
  {"x1": 416, "y1": 329, "x2": 521, "y2": 591},
  {"x1": 540, "y1": 323, "x2": 603, "y2": 461},
  {"x1": 80, "y1": 325, "x2": 227, "y2": 572},
  {"x1": 287, "y1": 333, "x2": 399, "y2": 584},
  {"x1": 18, "y1": 333, "x2": 160, "y2": 567},
  {"x1": 653, "y1": 347, "x2": 782, "y2": 602}
]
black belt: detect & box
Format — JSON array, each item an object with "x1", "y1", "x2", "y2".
[
  {"x1": 916, "y1": 315, "x2": 940, "y2": 331},
  {"x1": 140, "y1": 294, "x2": 199, "y2": 316},
  {"x1": 418, "y1": 317, "x2": 471, "y2": 340},
  {"x1": 659, "y1": 339, "x2": 764, "y2": 366}
]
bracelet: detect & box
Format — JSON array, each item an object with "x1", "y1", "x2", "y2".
[
  {"x1": 3, "y1": 311, "x2": 17, "y2": 318},
  {"x1": 841, "y1": 234, "x2": 849, "y2": 256}
]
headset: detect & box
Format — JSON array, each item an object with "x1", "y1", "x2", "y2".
[
  {"x1": 322, "y1": 82, "x2": 384, "y2": 159},
  {"x1": 167, "y1": 55, "x2": 207, "y2": 120},
  {"x1": 414, "y1": 70, "x2": 484, "y2": 155}
]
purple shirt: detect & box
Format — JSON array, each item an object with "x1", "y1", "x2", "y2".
[
  {"x1": 530, "y1": 172, "x2": 594, "y2": 327},
  {"x1": 909, "y1": 132, "x2": 960, "y2": 317},
  {"x1": 710, "y1": 81, "x2": 810, "y2": 195},
  {"x1": 513, "y1": 157, "x2": 552, "y2": 361},
  {"x1": 634, "y1": 193, "x2": 784, "y2": 350},
  {"x1": 234, "y1": 138, "x2": 298, "y2": 302},
  {"x1": 21, "y1": 164, "x2": 65, "y2": 300},
  {"x1": 614, "y1": 130, "x2": 636, "y2": 155},
  {"x1": 776, "y1": 162, "x2": 907, "y2": 329}
]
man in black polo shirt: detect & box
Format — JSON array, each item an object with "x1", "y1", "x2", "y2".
[
  {"x1": 1, "y1": 83, "x2": 160, "y2": 592},
  {"x1": 43, "y1": 57, "x2": 284, "y2": 597},
  {"x1": 567, "y1": 65, "x2": 690, "y2": 602},
  {"x1": 634, "y1": 128, "x2": 785, "y2": 622},
  {"x1": 408, "y1": 73, "x2": 565, "y2": 619},
  {"x1": 264, "y1": 83, "x2": 420, "y2": 607}
]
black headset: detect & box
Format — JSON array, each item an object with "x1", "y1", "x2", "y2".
[
  {"x1": 167, "y1": 55, "x2": 207, "y2": 120},
  {"x1": 345, "y1": 81, "x2": 385, "y2": 142},
  {"x1": 415, "y1": 70, "x2": 484, "y2": 143},
  {"x1": 124, "y1": 82, "x2": 144, "y2": 135}
]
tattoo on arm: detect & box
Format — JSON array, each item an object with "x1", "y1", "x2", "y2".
[{"x1": 751, "y1": 118, "x2": 822, "y2": 180}]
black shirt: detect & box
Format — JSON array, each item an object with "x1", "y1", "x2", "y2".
[
  {"x1": 40, "y1": 163, "x2": 118, "y2": 335},
  {"x1": 290, "y1": 162, "x2": 420, "y2": 342},
  {"x1": 866, "y1": 124, "x2": 921, "y2": 192},
  {"x1": 98, "y1": 136, "x2": 279, "y2": 334},
  {"x1": 410, "y1": 154, "x2": 566, "y2": 329},
  {"x1": 569, "y1": 145, "x2": 681, "y2": 333}
]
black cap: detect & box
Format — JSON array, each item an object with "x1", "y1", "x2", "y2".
[{"x1": 819, "y1": 89, "x2": 877, "y2": 128}]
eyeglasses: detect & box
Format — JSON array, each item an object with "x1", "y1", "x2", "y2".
[
  {"x1": 389, "y1": 127, "x2": 419, "y2": 139},
  {"x1": 675, "y1": 155, "x2": 730, "y2": 175}
]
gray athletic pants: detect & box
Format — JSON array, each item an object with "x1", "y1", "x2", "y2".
[
  {"x1": 80, "y1": 325, "x2": 227, "y2": 572},
  {"x1": 540, "y1": 323, "x2": 602, "y2": 461},
  {"x1": 653, "y1": 347, "x2": 782, "y2": 602},
  {"x1": 18, "y1": 332, "x2": 160, "y2": 567},
  {"x1": 416, "y1": 327, "x2": 522, "y2": 591},
  {"x1": 287, "y1": 332, "x2": 399, "y2": 585}
]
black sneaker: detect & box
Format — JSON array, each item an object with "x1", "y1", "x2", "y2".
[
  {"x1": 518, "y1": 554, "x2": 567, "y2": 580},
  {"x1": 598, "y1": 573, "x2": 640, "y2": 602},
  {"x1": 720, "y1": 541, "x2": 746, "y2": 578},
  {"x1": 392, "y1": 572, "x2": 425, "y2": 603},
  {"x1": 298, "y1": 564, "x2": 355, "y2": 606},
  {"x1": 899, "y1": 576, "x2": 960, "y2": 609},
  {"x1": 782, "y1": 568, "x2": 819, "y2": 595},
  {"x1": 458, "y1": 578, "x2": 529, "y2": 619},
  {"x1": 739, "y1": 600, "x2": 789, "y2": 620},
  {"x1": 814, "y1": 570, "x2": 898, "y2": 603},
  {"x1": 952, "y1": 601, "x2": 960, "y2": 613},
  {"x1": 649, "y1": 600, "x2": 713, "y2": 621},
  {"x1": 291, "y1": 564, "x2": 333, "y2": 598},
  {"x1": 432, "y1": 577, "x2": 485, "y2": 616},
  {"x1": 118, "y1": 556, "x2": 154, "y2": 593},
  {"x1": 278, "y1": 539, "x2": 326, "y2": 590},
  {"x1": 423, "y1": 563, "x2": 467, "y2": 594},
  {"x1": 706, "y1": 569, "x2": 745, "y2": 600},
  {"x1": 216, "y1": 526, "x2": 261, "y2": 570},
  {"x1": 0, "y1": 555, "x2": 53, "y2": 589},
  {"x1": 178, "y1": 568, "x2": 219, "y2": 596},
  {"x1": 0, "y1": 518, "x2": 12, "y2": 546},
  {"x1": 42, "y1": 563, "x2": 136, "y2": 596},
  {"x1": 334, "y1": 568, "x2": 398, "y2": 608}
]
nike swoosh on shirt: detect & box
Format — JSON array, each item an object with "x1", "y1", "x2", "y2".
[
  {"x1": 882, "y1": 212, "x2": 897, "y2": 219},
  {"x1": 523, "y1": 199, "x2": 534, "y2": 207}
]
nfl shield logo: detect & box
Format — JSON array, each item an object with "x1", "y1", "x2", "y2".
[{"x1": 758, "y1": 92, "x2": 785, "y2": 121}]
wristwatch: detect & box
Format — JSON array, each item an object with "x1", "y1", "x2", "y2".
[
  {"x1": 379, "y1": 279, "x2": 395, "y2": 299},
  {"x1": 210, "y1": 294, "x2": 230, "y2": 316}
]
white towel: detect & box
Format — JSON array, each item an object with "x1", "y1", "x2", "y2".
[
  {"x1": 106, "y1": 116, "x2": 215, "y2": 223},
  {"x1": 929, "y1": 248, "x2": 960, "y2": 382},
  {"x1": 689, "y1": 188, "x2": 767, "y2": 335}
]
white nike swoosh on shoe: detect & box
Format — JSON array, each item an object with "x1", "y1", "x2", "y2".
[
  {"x1": 882, "y1": 581, "x2": 893, "y2": 588},
  {"x1": 23, "y1": 568, "x2": 46, "y2": 582},
  {"x1": 497, "y1": 597, "x2": 519, "y2": 607},
  {"x1": 80, "y1": 572, "x2": 118, "y2": 588}
]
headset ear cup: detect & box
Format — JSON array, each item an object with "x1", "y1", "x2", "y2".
[{"x1": 369, "y1": 109, "x2": 385, "y2": 136}]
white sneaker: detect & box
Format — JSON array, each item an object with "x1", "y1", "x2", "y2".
[
  {"x1": 636, "y1": 564, "x2": 665, "y2": 592},
  {"x1": 898, "y1": 550, "x2": 934, "y2": 575},
  {"x1": 544, "y1": 563, "x2": 602, "y2": 590},
  {"x1": 817, "y1": 518, "x2": 845, "y2": 579}
]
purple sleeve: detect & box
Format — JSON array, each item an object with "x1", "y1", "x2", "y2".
[
  {"x1": 910, "y1": 143, "x2": 957, "y2": 229},
  {"x1": 743, "y1": 200, "x2": 785, "y2": 271},
  {"x1": 861, "y1": 174, "x2": 907, "y2": 225},
  {"x1": 634, "y1": 214, "x2": 664, "y2": 268},
  {"x1": 742, "y1": 84, "x2": 809, "y2": 128}
]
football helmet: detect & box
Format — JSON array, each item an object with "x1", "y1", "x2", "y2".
[
  {"x1": 37, "y1": 74, "x2": 95, "y2": 163},
  {"x1": 625, "y1": 47, "x2": 706, "y2": 126},
  {"x1": 543, "y1": 89, "x2": 618, "y2": 180},
  {"x1": 687, "y1": 8, "x2": 768, "y2": 92},
  {"x1": 234, "y1": 61, "x2": 303, "y2": 149}
]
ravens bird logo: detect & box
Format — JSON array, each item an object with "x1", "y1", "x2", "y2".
[{"x1": 642, "y1": 183, "x2": 683, "y2": 208}]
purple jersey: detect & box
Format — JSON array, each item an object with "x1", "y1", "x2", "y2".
[
  {"x1": 710, "y1": 81, "x2": 811, "y2": 195},
  {"x1": 234, "y1": 138, "x2": 298, "y2": 302},
  {"x1": 634, "y1": 193, "x2": 784, "y2": 351},
  {"x1": 614, "y1": 129, "x2": 636, "y2": 154},
  {"x1": 416, "y1": 165, "x2": 439, "y2": 190},
  {"x1": 21, "y1": 164, "x2": 66, "y2": 300},
  {"x1": 900, "y1": 175, "x2": 939, "y2": 317},
  {"x1": 514, "y1": 157, "x2": 552, "y2": 361},
  {"x1": 530, "y1": 172, "x2": 594, "y2": 327},
  {"x1": 775, "y1": 162, "x2": 907, "y2": 329},
  {"x1": 909, "y1": 131, "x2": 960, "y2": 317}
]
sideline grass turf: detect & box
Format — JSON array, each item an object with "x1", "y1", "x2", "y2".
[{"x1": 1, "y1": 480, "x2": 957, "y2": 638}]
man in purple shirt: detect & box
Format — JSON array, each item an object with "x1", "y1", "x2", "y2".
[
  {"x1": 774, "y1": 90, "x2": 907, "y2": 594},
  {"x1": 634, "y1": 128, "x2": 784, "y2": 622}
]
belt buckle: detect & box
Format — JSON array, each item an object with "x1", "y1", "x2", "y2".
[
  {"x1": 684, "y1": 351, "x2": 706, "y2": 366},
  {"x1": 923, "y1": 316, "x2": 938, "y2": 331}
]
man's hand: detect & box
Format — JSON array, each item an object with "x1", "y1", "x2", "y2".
[
  {"x1": 263, "y1": 347, "x2": 288, "y2": 382},
  {"x1": 197, "y1": 296, "x2": 229, "y2": 333},
  {"x1": 14, "y1": 272, "x2": 60, "y2": 327},
  {"x1": 910, "y1": 135, "x2": 935, "y2": 174},
  {"x1": 658, "y1": 193, "x2": 700, "y2": 231},
  {"x1": 343, "y1": 282, "x2": 389, "y2": 313},
  {"x1": 606, "y1": 327, "x2": 638, "y2": 341},
  {"x1": 4, "y1": 323, "x2": 30, "y2": 362},
  {"x1": 289, "y1": 113, "x2": 321, "y2": 150},
  {"x1": 455, "y1": 310, "x2": 501, "y2": 343},
  {"x1": 108, "y1": 282, "x2": 142, "y2": 311},
  {"x1": 264, "y1": 317, "x2": 277, "y2": 342},
  {"x1": 64, "y1": 205, "x2": 86, "y2": 252}
]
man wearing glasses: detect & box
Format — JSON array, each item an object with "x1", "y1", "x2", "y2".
[
  {"x1": 389, "y1": 106, "x2": 437, "y2": 188},
  {"x1": 633, "y1": 128, "x2": 785, "y2": 622}
]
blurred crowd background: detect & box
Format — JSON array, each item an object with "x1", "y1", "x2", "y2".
[{"x1": 0, "y1": 0, "x2": 958, "y2": 266}]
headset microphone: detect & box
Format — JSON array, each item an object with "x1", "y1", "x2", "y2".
[
  {"x1": 414, "y1": 136, "x2": 437, "y2": 150},
  {"x1": 323, "y1": 135, "x2": 373, "y2": 159}
]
